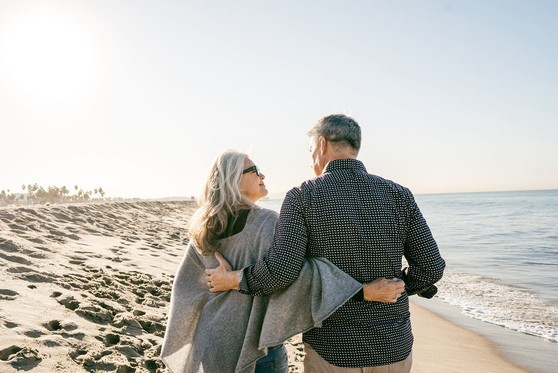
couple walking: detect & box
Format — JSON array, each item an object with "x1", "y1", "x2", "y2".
[{"x1": 161, "y1": 114, "x2": 445, "y2": 373}]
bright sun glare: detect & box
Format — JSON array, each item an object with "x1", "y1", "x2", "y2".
[{"x1": 3, "y1": 7, "x2": 98, "y2": 107}]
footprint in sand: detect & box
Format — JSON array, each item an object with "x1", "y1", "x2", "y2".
[
  {"x1": 112, "y1": 312, "x2": 144, "y2": 333},
  {"x1": 0, "y1": 345, "x2": 22, "y2": 361},
  {"x1": 0, "y1": 252, "x2": 33, "y2": 266},
  {"x1": 68, "y1": 347, "x2": 88, "y2": 361},
  {"x1": 97, "y1": 332, "x2": 121, "y2": 346},
  {"x1": 0, "y1": 289, "x2": 19, "y2": 300},
  {"x1": 26, "y1": 251, "x2": 48, "y2": 259},
  {"x1": 19, "y1": 271, "x2": 57, "y2": 283},
  {"x1": 3, "y1": 320, "x2": 18, "y2": 329},
  {"x1": 61, "y1": 331, "x2": 86, "y2": 341},
  {"x1": 0, "y1": 239, "x2": 20, "y2": 252},
  {"x1": 42, "y1": 320, "x2": 63, "y2": 331},
  {"x1": 0, "y1": 211, "x2": 17, "y2": 221},
  {"x1": 137, "y1": 319, "x2": 166, "y2": 336},
  {"x1": 50, "y1": 211, "x2": 73, "y2": 223},
  {"x1": 24, "y1": 329, "x2": 46, "y2": 338},
  {"x1": 75, "y1": 303, "x2": 114, "y2": 324},
  {"x1": 132, "y1": 310, "x2": 146, "y2": 317},
  {"x1": 31, "y1": 244, "x2": 52, "y2": 252},
  {"x1": 56, "y1": 294, "x2": 81, "y2": 311},
  {"x1": 0, "y1": 345, "x2": 42, "y2": 370},
  {"x1": 6, "y1": 266, "x2": 32, "y2": 274},
  {"x1": 68, "y1": 259, "x2": 87, "y2": 265},
  {"x1": 7, "y1": 223, "x2": 29, "y2": 233},
  {"x1": 26, "y1": 237, "x2": 46, "y2": 244},
  {"x1": 123, "y1": 236, "x2": 140, "y2": 243},
  {"x1": 45, "y1": 234, "x2": 67, "y2": 244}
]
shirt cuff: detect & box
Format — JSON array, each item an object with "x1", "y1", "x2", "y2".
[
  {"x1": 238, "y1": 267, "x2": 251, "y2": 294},
  {"x1": 352, "y1": 288, "x2": 364, "y2": 301}
]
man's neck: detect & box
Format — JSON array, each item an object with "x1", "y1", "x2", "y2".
[
  {"x1": 321, "y1": 156, "x2": 359, "y2": 175},
  {"x1": 326, "y1": 152, "x2": 358, "y2": 163}
]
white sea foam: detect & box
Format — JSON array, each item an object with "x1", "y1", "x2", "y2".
[{"x1": 436, "y1": 270, "x2": 558, "y2": 342}]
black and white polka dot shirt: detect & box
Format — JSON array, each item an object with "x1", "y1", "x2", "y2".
[{"x1": 241, "y1": 159, "x2": 445, "y2": 367}]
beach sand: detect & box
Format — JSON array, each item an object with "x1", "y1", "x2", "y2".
[
  {"x1": 0, "y1": 201, "x2": 529, "y2": 372},
  {"x1": 410, "y1": 302, "x2": 526, "y2": 373}
]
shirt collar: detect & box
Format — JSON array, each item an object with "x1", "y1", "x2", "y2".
[{"x1": 324, "y1": 158, "x2": 367, "y2": 173}]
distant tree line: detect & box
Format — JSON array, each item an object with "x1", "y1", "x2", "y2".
[{"x1": 0, "y1": 184, "x2": 107, "y2": 206}]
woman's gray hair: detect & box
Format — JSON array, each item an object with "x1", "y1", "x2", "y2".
[
  {"x1": 188, "y1": 149, "x2": 255, "y2": 254},
  {"x1": 307, "y1": 114, "x2": 361, "y2": 152}
]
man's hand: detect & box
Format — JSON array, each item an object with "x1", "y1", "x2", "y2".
[
  {"x1": 362, "y1": 278, "x2": 405, "y2": 303},
  {"x1": 204, "y1": 252, "x2": 240, "y2": 293}
]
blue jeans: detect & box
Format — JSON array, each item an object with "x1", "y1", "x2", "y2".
[{"x1": 255, "y1": 344, "x2": 289, "y2": 373}]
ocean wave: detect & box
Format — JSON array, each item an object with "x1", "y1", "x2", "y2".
[{"x1": 436, "y1": 270, "x2": 558, "y2": 343}]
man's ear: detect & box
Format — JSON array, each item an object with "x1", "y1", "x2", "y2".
[{"x1": 318, "y1": 136, "x2": 328, "y2": 155}]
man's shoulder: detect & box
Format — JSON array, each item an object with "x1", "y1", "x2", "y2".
[
  {"x1": 294, "y1": 172, "x2": 412, "y2": 197},
  {"x1": 368, "y1": 174, "x2": 412, "y2": 195},
  {"x1": 285, "y1": 178, "x2": 321, "y2": 200}
]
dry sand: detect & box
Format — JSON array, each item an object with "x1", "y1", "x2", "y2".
[{"x1": 0, "y1": 201, "x2": 528, "y2": 372}]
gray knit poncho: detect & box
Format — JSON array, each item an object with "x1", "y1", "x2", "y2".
[{"x1": 161, "y1": 208, "x2": 361, "y2": 373}]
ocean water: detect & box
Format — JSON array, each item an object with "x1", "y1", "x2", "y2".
[
  {"x1": 260, "y1": 189, "x2": 558, "y2": 345},
  {"x1": 416, "y1": 189, "x2": 558, "y2": 344}
]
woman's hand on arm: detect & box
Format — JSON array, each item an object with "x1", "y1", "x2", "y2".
[{"x1": 204, "y1": 252, "x2": 241, "y2": 293}]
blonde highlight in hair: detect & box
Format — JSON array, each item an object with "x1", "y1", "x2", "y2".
[{"x1": 188, "y1": 149, "x2": 255, "y2": 254}]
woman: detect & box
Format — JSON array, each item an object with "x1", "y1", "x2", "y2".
[{"x1": 161, "y1": 149, "x2": 362, "y2": 373}]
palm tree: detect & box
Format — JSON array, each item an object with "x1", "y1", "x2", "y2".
[
  {"x1": 61, "y1": 186, "x2": 69, "y2": 201},
  {"x1": 6, "y1": 192, "x2": 16, "y2": 203}
]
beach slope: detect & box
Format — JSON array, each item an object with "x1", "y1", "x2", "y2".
[{"x1": 0, "y1": 201, "x2": 528, "y2": 372}]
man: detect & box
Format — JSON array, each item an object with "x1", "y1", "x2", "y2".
[{"x1": 207, "y1": 114, "x2": 445, "y2": 372}]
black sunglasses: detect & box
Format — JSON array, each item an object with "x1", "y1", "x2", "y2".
[{"x1": 242, "y1": 165, "x2": 261, "y2": 176}]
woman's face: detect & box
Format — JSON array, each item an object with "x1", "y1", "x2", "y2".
[{"x1": 239, "y1": 157, "x2": 268, "y2": 202}]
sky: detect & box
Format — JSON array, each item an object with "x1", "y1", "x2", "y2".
[{"x1": 1, "y1": 0, "x2": 557, "y2": 199}]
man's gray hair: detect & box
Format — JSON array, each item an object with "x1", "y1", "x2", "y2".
[{"x1": 307, "y1": 114, "x2": 361, "y2": 151}]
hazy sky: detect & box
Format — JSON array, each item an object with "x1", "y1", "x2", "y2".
[{"x1": 1, "y1": 0, "x2": 557, "y2": 199}]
